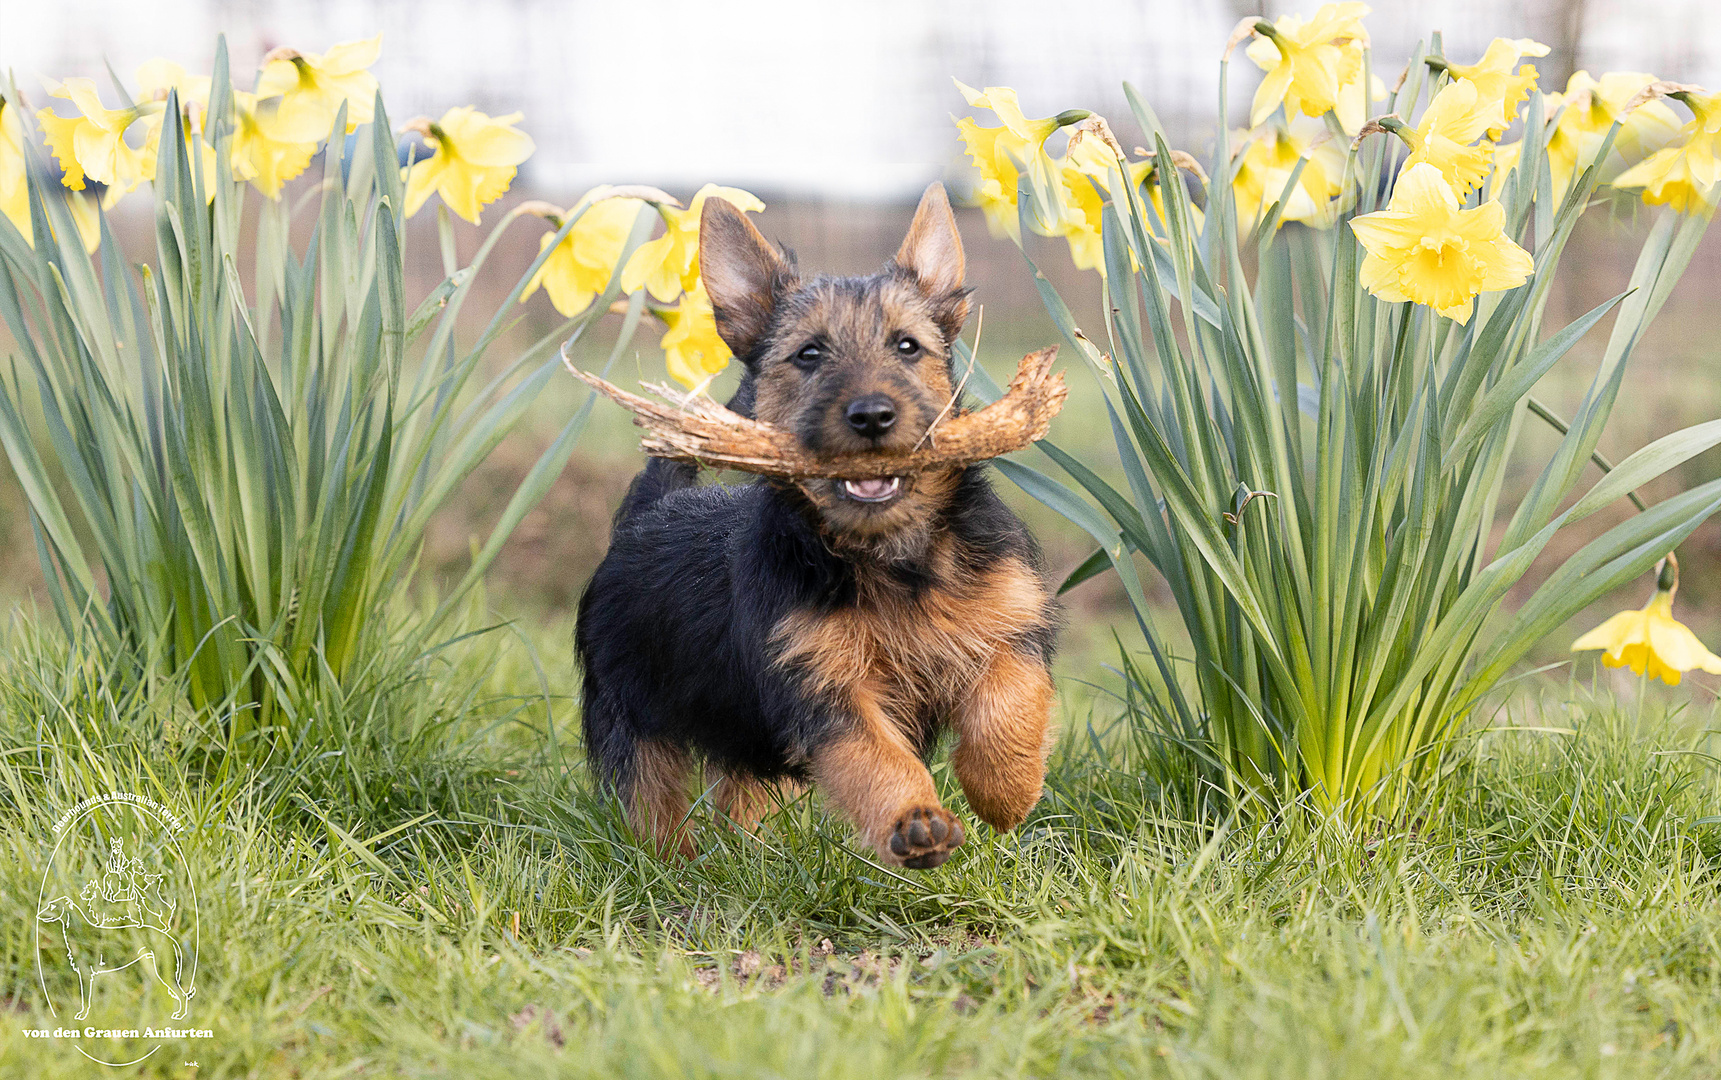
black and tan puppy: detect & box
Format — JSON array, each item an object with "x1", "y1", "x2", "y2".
[{"x1": 576, "y1": 183, "x2": 1059, "y2": 868}]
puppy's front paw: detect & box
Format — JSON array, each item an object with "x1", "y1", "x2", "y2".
[{"x1": 884, "y1": 806, "x2": 965, "y2": 868}]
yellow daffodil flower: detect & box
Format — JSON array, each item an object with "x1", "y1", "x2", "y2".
[
  {"x1": 658, "y1": 285, "x2": 732, "y2": 389},
  {"x1": 1056, "y1": 162, "x2": 1108, "y2": 272},
  {"x1": 1244, "y1": 3, "x2": 1372, "y2": 127},
  {"x1": 0, "y1": 95, "x2": 29, "y2": 239},
  {"x1": 522, "y1": 191, "x2": 646, "y2": 317},
  {"x1": 1613, "y1": 87, "x2": 1721, "y2": 212},
  {"x1": 0, "y1": 96, "x2": 103, "y2": 251},
  {"x1": 256, "y1": 35, "x2": 382, "y2": 136},
  {"x1": 230, "y1": 91, "x2": 321, "y2": 200},
  {"x1": 1231, "y1": 117, "x2": 1346, "y2": 230},
  {"x1": 1057, "y1": 130, "x2": 1150, "y2": 271},
  {"x1": 36, "y1": 78, "x2": 158, "y2": 205},
  {"x1": 133, "y1": 60, "x2": 223, "y2": 201},
  {"x1": 1624, "y1": 86, "x2": 1721, "y2": 202},
  {"x1": 1677, "y1": 88, "x2": 1721, "y2": 173},
  {"x1": 402, "y1": 107, "x2": 534, "y2": 225},
  {"x1": 1401, "y1": 79, "x2": 1496, "y2": 194},
  {"x1": 136, "y1": 59, "x2": 211, "y2": 113},
  {"x1": 955, "y1": 115, "x2": 1031, "y2": 241},
  {"x1": 954, "y1": 81, "x2": 1063, "y2": 147},
  {"x1": 1350, "y1": 162, "x2": 1533, "y2": 323},
  {"x1": 620, "y1": 184, "x2": 764, "y2": 303},
  {"x1": 1573, "y1": 559, "x2": 1721, "y2": 686},
  {"x1": 1489, "y1": 138, "x2": 1538, "y2": 197},
  {"x1": 952, "y1": 80, "x2": 1074, "y2": 241},
  {"x1": 1611, "y1": 139, "x2": 1717, "y2": 213},
  {"x1": 1055, "y1": 128, "x2": 1199, "y2": 270},
  {"x1": 1332, "y1": 65, "x2": 1389, "y2": 136},
  {"x1": 1445, "y1": 38, "x2": 1549, "y2": 138},
  {"x1": 1543, "y1": 71, "x2": 1680, "y2": 198}
]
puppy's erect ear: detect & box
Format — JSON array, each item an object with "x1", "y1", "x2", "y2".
[
  {"x1": 894, "y1": 182, "x2": 970, "y2": 338},
  {"x1": 699, "y1": 198, "x2": 790, "y2": 362}
]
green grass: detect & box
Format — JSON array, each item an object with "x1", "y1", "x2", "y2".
[{"x1": 3, "y1": 607, "x2": 1721, "y2": 1078}]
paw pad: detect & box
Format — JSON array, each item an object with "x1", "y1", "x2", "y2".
[{"x1": 885, "y1": 806, "x2": 965, "y2": 868}]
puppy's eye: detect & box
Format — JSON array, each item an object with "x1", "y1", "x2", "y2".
[
  {"x1": 895, "y1": 337, "x2": 922, "y2": 359},
  {"x1": 792, "y1": 343, "x2": 823, "y2": 370}
]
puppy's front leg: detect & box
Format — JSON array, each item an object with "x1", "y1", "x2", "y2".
[
  {"x1": 811, "y1": 688, "x2": 965, "y2": 868},
  {"x1": 951, "y1": 646, "x2": 1054, "y2": 833}
]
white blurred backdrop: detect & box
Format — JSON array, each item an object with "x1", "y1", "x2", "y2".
[{"x1": 6, "y1": 0, "x2": 1721, "y2": 199}]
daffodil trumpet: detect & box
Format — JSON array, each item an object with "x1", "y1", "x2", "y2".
[{"x1": 1349, "y1": 162, "x2": 1534, "y2": 324}]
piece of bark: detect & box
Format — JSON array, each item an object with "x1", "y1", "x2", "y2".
[{"x1": 566, "y1": 346, "x2": 1067, "y2": 479}]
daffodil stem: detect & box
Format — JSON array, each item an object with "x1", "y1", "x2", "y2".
[{"x1": 1525, "y1": 395, "x2": 1649, "y2": 513}]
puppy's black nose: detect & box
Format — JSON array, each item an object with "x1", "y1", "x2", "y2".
[{"x1": 845, "y1": 395, "x2": 897, "y2": 439}]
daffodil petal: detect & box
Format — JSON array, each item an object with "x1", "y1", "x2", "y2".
[
  {"x1": 323, "y1": 34, "x2": 384, "y2": 74},
  {"x1": 1648, "y1": 610, "x2": 1716, "y2": 672},
  {"x1": 1251, "y1": 63, "x2": 1296, "y2": 127},
  {"x1": 1574, "y1": 608, "x2": 1648, "y2": 654},
  {"x1": 402, "y1": 157, "x2": 443, "y2": 218},
  {"x1": 54, "y1": 79, "x2": 119, "y2": 126},
  {"x1": 455, "y1": 121, "x2": 534, "y2": 167},
  {"x1": 693, "y1": 184, "x2": 765, "y2": 215}
]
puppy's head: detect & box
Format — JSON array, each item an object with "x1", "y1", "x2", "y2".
[{"x1": 699, "y1": 183, "x2": 971, "y2": 546}]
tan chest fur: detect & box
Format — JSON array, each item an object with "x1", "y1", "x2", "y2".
[{"x1": 773, "y1": 549, "x2": 1049, "y2": 724}]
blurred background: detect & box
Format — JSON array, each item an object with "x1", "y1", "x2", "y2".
[
  {"x1": 5, "y1": 0, "x2": 1721, "y2": 690},
  {"x1": 13, "y1": 0, "x2": 1721, "y2": 197}
]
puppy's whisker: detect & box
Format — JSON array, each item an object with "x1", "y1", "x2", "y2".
[{"x1": 914, "y1": 304, "x2": 983, "y2": 453}]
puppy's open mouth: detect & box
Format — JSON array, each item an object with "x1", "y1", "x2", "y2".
[{"x1": 840, "y1": 477, "x2": 902, "y2": 503}]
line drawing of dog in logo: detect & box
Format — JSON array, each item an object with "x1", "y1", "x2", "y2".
[{"x1": 36, "y1": 839, "x2": 196, "y2": 1020}]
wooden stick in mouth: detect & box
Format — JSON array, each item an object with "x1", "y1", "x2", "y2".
[{"x1": 565, "y1": 346, "x2": 1067, "y2": 480}]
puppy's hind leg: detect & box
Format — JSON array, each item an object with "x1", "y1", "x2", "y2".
[
  {"x1": 583, "y1": 687, "x2": 697, "y2": 859},
  {"x1": 627, "y1": 741, "x2": 698, "y2": 860},
  {"x1": 712, "y1": 771, "x2": 804, "y2": 834}
]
